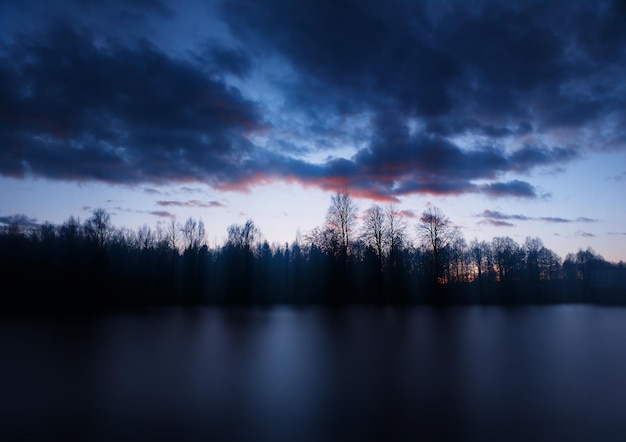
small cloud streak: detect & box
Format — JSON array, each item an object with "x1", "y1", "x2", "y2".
[
  {"x1": 156, "y1": 200, "x2": 225, "y2": 208},
  {"x1": 149, "y1": 210, "x2": 175, "y2": 218},
  {"x1": 608, "y1": 171, "x2": 626, "y2": 182},
  {"x1": 480, "y1": 210, "x2": 531, "y2": 221},
  {"x1": 479, "y1": 210, "x2": 601, "y2": 226},
  {"x1": 480, "y1": 219, "x2": 515, "y2": 227},
  {"x1": 0, "y1": 214, "x2": 38, "y2": 227},
  {"x1": 575, "y1": 231, "x2": 596, "y2": 238},
  {"x1": 539, "y1": 217, "x2": 571, "y2": 223}
]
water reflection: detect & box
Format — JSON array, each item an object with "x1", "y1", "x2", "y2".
[{"x1": 2, "y1": 306, "x2": 626, "y2": 441}]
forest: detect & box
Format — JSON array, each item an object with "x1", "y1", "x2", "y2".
[{"x1": 1, "y1": 192, "x2": 624, "y2": 311}]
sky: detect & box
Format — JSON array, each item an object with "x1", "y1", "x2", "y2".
[{"x1": 0, "y1": 0, "x2": 625, "y2": 262}]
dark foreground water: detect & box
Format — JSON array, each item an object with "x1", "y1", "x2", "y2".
[{"x1": 2, "y1": 305, "x2": 626, "y2": 441}]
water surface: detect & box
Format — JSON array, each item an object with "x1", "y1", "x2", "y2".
[{"x1": 2, "y1": 305, "x2": 626, "y2": 441}]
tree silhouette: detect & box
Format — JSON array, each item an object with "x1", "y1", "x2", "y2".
[
  {"x1": 84, "y1": 208, "x2": 112, "y2": 249},
  {"x1": 417, "y1": 207, "x2": 459, "y2": 287},
  {"x1": 385, "y1": 204, "x2": 407, "y2": 264},
  {"x1": 181, "y1": 217, "x2": 206, "y2": 252},
  {"x1": 224, "y1": 219, "x2": 260, "y2": 303},
  {"x1": 165, "y1": 217, "x2": 181, "y2": 251},
  {"x1": 492, "y1": 236, "x2": 523, "y2": 283},
  {"x1": 362, "y1": 204, "x2": 385, "y2": 268},
  {"x1": 227, "y1": 219, "x2": 259, "y2": 252},
  {"x1": 524, "y1": 237, "x2": 544, "y2": 284},
  {"x1": 469, "y1": 239, "x2": 489, "y2": 282},
  {"x1": 0, "y1": 202, "x2": 625, "y2": 310},
  {"x1": 326, "y1": 191, "x2": 358, "y2": 256}
]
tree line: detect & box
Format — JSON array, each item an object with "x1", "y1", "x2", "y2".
[{"x1": 1, "y1": 192, "x2": 624, "y2": 311}]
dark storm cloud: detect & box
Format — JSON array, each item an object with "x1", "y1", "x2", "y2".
[
  {"x1": 263, "y1": 115, "x2": 576, "y2": 200},
  {"x1": 220, "y1": 0, "x2": 457, "y2": 117},
  {"x1": 509, "y1": 146, "x2": 580, "y2": 172},
  {"x1": 59, "y1": 0, "x2": 176, "y2": 20},
  {"x1": 207, "y1": 115, "x2": 580, "y2": 200},
  {"x1": 212, "y1": 0, "x2": 621, "y2": 197},
  {"x1": 0, "y1": 0, "x2": 624, "y2": 201},
  {"x1": 220, "y1": 0, "x2": 625, "y2": 136},
  {"x1": 0, "y1": 26, "x2": 264, "y2": 185},
  {"x1": 425, "y1": 119, "x2": 533, "y2": 138},
  {"x1": 0, "y1": 0, "x2": 176, "y2": 48},
  {"x1": 202, "y1": 45, "x2": 252, "y2": 79}
]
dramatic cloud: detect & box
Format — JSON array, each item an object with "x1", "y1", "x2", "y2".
[
  {"x1": 0, "y1": 26, "x2": 264, "y2": 185},
  {"x1": 0, "y1": 0, "x2": 624, "y2": 200},
  {"x1": 214, "y1": 121, "x2": 574, "y2": 200},
  {"x1": 220, "y1": 0, "x2": 625, "y2": 137}
]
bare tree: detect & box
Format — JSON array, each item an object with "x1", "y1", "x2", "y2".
[
  {"x1": 37, "y1": 222, "x2": 57, "y2": 243},
  {"x1": 227, "y1": 219, "x2": 259, "y2": 252},
  {"x1": 417, "y1": 207, "x2": 459, "y2": 284},
  {"x1": 362, "y1": 204, "x2": 385, "y2": 260},
  {"x1": 538, "y1": 247, "x2": 561, "y2": 281},
  {"x1": 84, "y1": 208, "x2": 112, "y2": 248},
  {"x1": 181, "y1": 217, "x2": 206, "y2": 251},
  {"x1": 305, "y1": 225, "x2": 340, "y2": 256},
  {"x1": 154, "y1": 223, "x2": 167, "y2": 248},
  {"x1": 181, "y1": 217, "x2": 197, "y2": 251},
  {"x1": 449, "y1": 236, "x2": 468, "y2": 283},
  {"x1": 492, "y1": 236, "x2": 523, "y2": 282},
  {"x1": 469, "y1": 238, "x2": 490, "y2": 281},
  {"x1": 326, "y1": 191, "x2": 358, "y2": 255},
  {"x1": 136, "y1": 224, "x2": 154, "y2": 250},
  {"x1": 385, "y1": 204, "x2": 407, "y2": 260},
  {"x1": 60, "y1": 216, "x2": 82, "y2": 242},
  {"x1": 166, "y1": 217, "x2": 181, "y2": 252}
]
